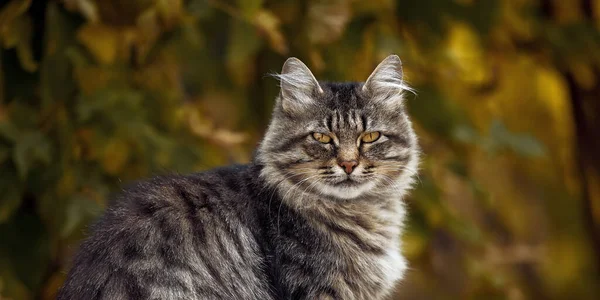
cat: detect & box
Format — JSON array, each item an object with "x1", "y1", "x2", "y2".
[{"x1": 57, "y1": 55, "x2": 420, "y2": 300}]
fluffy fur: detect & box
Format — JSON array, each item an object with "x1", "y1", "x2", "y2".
[{"x1": 57, "y1": 55, "x2": 420, "y2": 300}]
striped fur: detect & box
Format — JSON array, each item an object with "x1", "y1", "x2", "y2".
[{"x1": 58, "y1": 55, "x2": 419, "y2": 300}]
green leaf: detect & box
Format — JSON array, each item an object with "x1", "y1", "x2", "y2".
[
  {"x1": 452, "y1": 124, "x2": 479, "y2": 143},
  {"x1": 395, "y1": 0, "x2": 459, "y2": 39},
  {"x1": 0, "y1": 268, "x2": 31, "y2": 300},
  {"x1": 0, "y1": 173, "x2": 23, "y2": 223},
  {"x1": 60, "y1": 194, "x2": 102, "y2": 238},
  {"x1": 447, "y1": 216, "x2": 482, "y2": 244},
  {"x1": 407, "y1": 85, "x2": 472, "y2": 138},
  {"x1": 0, "y1": 209, "x2": 51, "y2": 292},
  {"x1": 40, "y1": 2, "x2": 79, "y2": 108},
  {"x1": 395, "y1": 0, "x2": 498, "y2": 40},
  {"x1": 0, "y1": 147, "x2": 9, "y2": 163},
  {"x1": 0, "y1": 191, "x2": 22, "y2": 224},
  {"x1": 0, "y1": 0, "x2": 32, "y2": 28},
  {"x1": 0, "y1": 0, "x2": 37, "y2": 72},
  {"x1": 14, "y1": 15, "x2": 37, "y2": 72},
  {"x1": 447, "y1": 159, "x2": 469, "y2": 178},
  {"x1": 76, "y1": 87, "x2": 146, "y2": 125},
  {"x1": 76, "y1": 24, "x2": 119, "y2": 65},
  {"x1": 6, "y1": 102, "x2": 39, "y2": 129},
  {"x1": 226, "y1": 19, "x2": 262, "y2": 85},
  {"x1": 12, "y1": 131, "x2": 52, "y2": 179},
  {"x1": 187, "y1": 0, "x2": 214, "y2": 20},
  {"x1": 488, "y1": 120, "x2": 547, "y2": 157},
  {"x1": 506, "y1": 134, "x2": 547, "y2": 157},
  {"x1": 306, "y1": 0, "x2": 351, "y2": 45},
  {"x1": 0, "y1": 121, "x2": 19, "y2": 142},
  {"x1": 238, "y1": 0, "x2": 263, "y2": 19}
]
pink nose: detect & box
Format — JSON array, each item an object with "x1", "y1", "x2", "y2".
[{"x1": 338, "y1": 160, "x2": 358, "y2": 174}]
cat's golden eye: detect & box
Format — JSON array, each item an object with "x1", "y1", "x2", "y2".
[
  {"x1": 312, "y1": 132, "x2": 331, "y2": 143},
  {"x1": 361, "y1": 131, "x2": 381, "y2": 143}
]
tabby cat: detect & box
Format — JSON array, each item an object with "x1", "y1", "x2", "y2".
[{"x1": 57, "y1": 55, "x2": 420, "y2": 300}]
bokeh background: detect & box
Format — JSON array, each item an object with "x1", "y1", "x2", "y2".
[{"x1": 1, "y1": 0, "x2": 599, "y2": 299}]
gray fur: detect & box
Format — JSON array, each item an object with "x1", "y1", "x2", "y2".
[{"x1": 57, "y1": 55, "x2": 420, "y2": 300}]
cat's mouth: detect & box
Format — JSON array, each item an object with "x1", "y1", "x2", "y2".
[
  {"x1": 333, "y1": 176, "x2": 360, "y2": 186},
  {"x1": 316, "y1": 175, "x2": 379, "y2": 199}
]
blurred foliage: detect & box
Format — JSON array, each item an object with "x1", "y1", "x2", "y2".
[{"x1": 0, "y1": 0, "x2": 599, "y2": 299}]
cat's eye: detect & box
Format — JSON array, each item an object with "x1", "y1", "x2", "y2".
[
  {"x1": 361, "y1": 131, "x2": 381, "y2": 143},
  {"x1": 312, "y1": 132, "x2": 331, "y2": 144}
]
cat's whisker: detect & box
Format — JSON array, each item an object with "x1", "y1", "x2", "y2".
[
  {"x1": 297, "y1": 176, "x2": 326, "y2": 210},
  {"x1": 277, "y1": 174, "x2": 323, "y2": 234},
  {"x1": 61, "y1": 55, "x2": 420, "y2": 300},
  {"x1": 264, "y1": 170, "x2": 317, "y2": 222},
  {"x1": 376, "y1": 173, "x2": 415, "y2": 197}
]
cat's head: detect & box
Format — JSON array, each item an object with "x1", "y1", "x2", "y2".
[{"x1": 257, "y1": 55, "x2": 419, "y2": 202}]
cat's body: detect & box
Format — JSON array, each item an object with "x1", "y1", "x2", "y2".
[{"x1": 58, "y1": 55, "x2": 419, "y2": 300}]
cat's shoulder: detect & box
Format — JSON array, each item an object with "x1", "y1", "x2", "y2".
[{"x1": 105, "y1": 164, "x2": 257, "y2": 220}]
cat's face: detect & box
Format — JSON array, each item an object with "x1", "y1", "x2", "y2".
[{"x1": 258, "y1": 55, "x2": 419, "y2": 201}]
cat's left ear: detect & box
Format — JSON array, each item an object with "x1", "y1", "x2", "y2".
[
  {"x1": 362, "y1": 55, "x2": 411, "y2": 106},
  {"x1": 277, "y1": 57, "x2": 323, "y2": 114}
]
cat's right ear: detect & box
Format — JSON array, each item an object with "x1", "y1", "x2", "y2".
[
  {"x1": 362, "y1": 55, "x2": 414, "y2": 109},
  {"x1": 276, "y1": 57, "x2": 323, "y2": 114}
]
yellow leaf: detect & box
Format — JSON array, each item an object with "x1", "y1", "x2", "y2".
[
  {"x1": 238, "y1": 0, "x2": 264, "y2": 19},
  {"x1": 57, "y1": 170, "x2": 76, "y2": 198},
  {"x1": 253, "y1": 10, "x2": 287, "y2": 54},
  {"x1": 553, "y1": 0, "x2": 583, "y2": 24},
  {"x1": 308, "y1": 49, "x2": 325, "y2": 73},
  {"x1": 62, "y1": 0, "x2": 99, "y2": 23},
  {"x1": 15, "y1": 24, "x2": 38, "y2": 71},
  {"x1": 500, "y1": 0, "x2": 535, "y2": 41},
  {"x1": 74, "y1": 66, "x2": 111, "y2": 94},
  {"x1": 226, "y1": 20, "x2": 261, "y2": 86},
  {"x1": 306, "y1": 0, "x2": 351, "y2": 45},
  {"x1": 595, "y1": 0, "x2": 600, "y2": 29},
  {"x1": 186, "y1": 107, "x2": 247, "y2": 146},
  {"x1": 0, "y1": 0, "x2": 31, "y2": 31},
  {"x1": 352, "y1": 0, "x2": 394, "y2": 15},
  {"x1": 0, "y1": 273, "x2": 30, "y2": 300},
  {"x1": 102, "y1": 139, "x2": 130, "y2": 175},
  {"x1": 426, "y1": 206, "x2": 444, "y2": 227},
  {"x1": 349, "y1": 24, "x2": 376, "y2": 80},
  {"x1": 75, "y1": 128, "x2": 97, "y2": 160},
  {"x1": 0, "y1": 0, "x2": 38, "y2": 72},
  {"x1": 155, "y1": 0, "x2": 184, "y2": 29},
  {"x1": 569, "y1": 60, "x2": 597, "y2": 90},
  {"x1": 586, "y1": 167, "x2": 600, "y2": 237},
  {"x1": 76, "y1": 24, "x2": 119, "y2": 65},
  {"x1": 39, "y1": 271, "x2": 65, "y2": 300},
  {"x1": 402, "y1": 231, "x2": 428, "y2": 259},
  {"x1": 135, "y1": 7, "x2": 160, "y2": 56},
  {"x1": 446, "y1": 21, "x2": 491, "y2": 85},
  {"x1": 539, "y1": 236, "x2": 590, "y2": 295},
  {"x1": 534, "y1": 66, "x2": 571, "y2": 147}
]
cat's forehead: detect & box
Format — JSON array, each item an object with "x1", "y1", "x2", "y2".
[{"x1": 318, "y1": 82, "x2": 365, "y2": 110}]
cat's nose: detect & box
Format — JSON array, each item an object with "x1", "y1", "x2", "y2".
[{"x1": 338, "y1": 160, "x2": 358, "y2": 174}]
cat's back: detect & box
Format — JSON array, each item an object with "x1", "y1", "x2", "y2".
[
  {"x1": 105, "y1": 164, "x2": 256, "y2": 228},
  {"x1": 57, "y1": 164, "x2": 273, "y2": 300}
]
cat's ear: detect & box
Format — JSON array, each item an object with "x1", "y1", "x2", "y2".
[
  {"x1": 362, "y1": 55, "x2": 412, "y2": 106},
  {"x1": 277, "y1": 57, "x2": 323, "y2": 114}
]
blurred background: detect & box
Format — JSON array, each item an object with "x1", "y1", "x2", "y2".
[{"x1": 0, "y1": 0, "x2": 599, "y2": 299}]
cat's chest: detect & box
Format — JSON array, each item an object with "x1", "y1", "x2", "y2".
[
  {"x1": 336, "y1": 222, "x2": 406, "y2": 298},
  {"x1": 308, "y1": 200, "x2": 407, "y2": 299}
]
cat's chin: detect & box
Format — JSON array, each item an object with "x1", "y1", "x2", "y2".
[{"x1": 316, "y1": 180, "x2": 378, "y2": 199}]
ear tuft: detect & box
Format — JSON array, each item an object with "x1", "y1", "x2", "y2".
[
  {"x1": 362, "y1": 55, "x2": 414, "y2": 103},
  {"x1": 274, "y1": 58, "x2": 323, "y2": 114}
]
